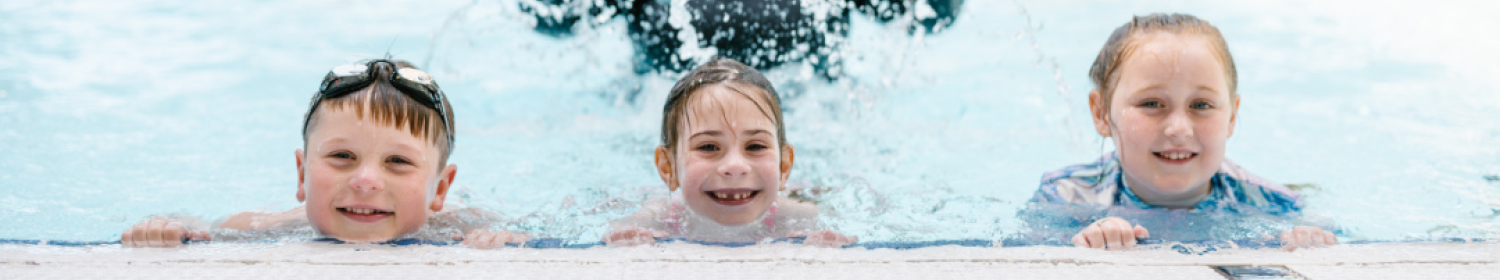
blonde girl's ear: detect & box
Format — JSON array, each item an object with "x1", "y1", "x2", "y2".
[
  {"x1": 1227, "y1": 94, "x2": 1241, "y2": 137},
  {"x1": 1089, "y1": 89, "x2": 1112, "y2": 138},
  {"x1": 295, "y1": 149, "x2": 307, "y2": 203},
  {"x1": 655, "y1": 146, "x2": 678, "y2": 192}
]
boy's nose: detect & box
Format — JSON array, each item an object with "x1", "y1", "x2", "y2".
[
  {"x1": 718, "y1": 151, "x2": 751, "y2": 177},
  {"x1": 347, "y1": 165, "x2": 384, "y2": 192}
]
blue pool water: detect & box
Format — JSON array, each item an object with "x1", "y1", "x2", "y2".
[{"x1": 1, "y1": 0, "x2": 1497, "y2": 245}]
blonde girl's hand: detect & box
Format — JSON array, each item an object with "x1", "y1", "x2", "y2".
[
  {"x1": 457, "y1": 229, "x2": 530, "y2": 249},
  {"x1": 1280, "y1": 226, "x2": 1337, "y2": 251},
  {"x1": 789, "y1": 230, "x2": 858, "y2": 248},
  {"x1": 602, "y1": 226, "x2": 668, "y2": 247},
  {"x1": 120, "y1": 217, "x2": 210, "y2": 248},
  {"x1": 1072, "y1": 217, "x2": 1149, "y2": 250}
]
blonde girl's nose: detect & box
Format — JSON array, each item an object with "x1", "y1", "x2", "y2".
[{"x1": 1163, "y1": 110, "x2": 1195, "y2": 140}]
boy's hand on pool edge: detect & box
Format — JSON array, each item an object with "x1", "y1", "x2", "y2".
[
  {"x1": 1280, "y1": 226, "x2": 1337, "y2": 251},
  {"x1": 1072, "y1": 217, "x2": 1149, "y2": 250},
  {"x1": 603, "y1": 226, "x2": 668, "y2": 247},
  {"x1": 121, "y1": 217, "x2": 210, "y2": 248},
  {"x1": 790, "y1": 230, "x2": 858, "y2": 248},
  {"x1": 457, "y1": 229, "x2": 529, "y2": 249}
]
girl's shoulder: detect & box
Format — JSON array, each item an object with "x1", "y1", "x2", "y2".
[
  {"x1": 1033, "y1": 154, "x2": 1121, "y2": 206},
  {"x1": 1216, "y1": 159, "x2": 1304, "y2": 214}
]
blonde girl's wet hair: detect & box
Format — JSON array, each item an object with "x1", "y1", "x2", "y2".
[
  {"x1": 660, "y1": 57, "x2": 786, "y2": 153},
  {"x1": 1089, "y1": 13, "x2": 1238, "y2": 117}
]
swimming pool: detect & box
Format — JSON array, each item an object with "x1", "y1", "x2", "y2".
[{"x1": 2, "y1": 0, "x2": 1498, "y2": 250}]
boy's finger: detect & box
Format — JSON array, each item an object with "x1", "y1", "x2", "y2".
[
  {"x1": 146, "y1": 218, "x2": 167, "y2": 248},
  {"x1": 164, "y1": 222, "x2": 185, "y2": 247},
  {"x1": 1134, "y1": 225, "x2": 1150, "y2": 239},
  {"x1": 1323, "y1": 231, "x2": 1338, "y2": 246},
  {"x1": 1071, "y1": 233, "x2": 1088, "y2": 247}
]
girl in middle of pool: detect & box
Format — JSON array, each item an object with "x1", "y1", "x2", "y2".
[{"x1": 602, "y1": 57, "x2": 857, "y2": 248}]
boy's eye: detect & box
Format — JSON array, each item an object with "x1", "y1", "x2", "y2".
[
  {"x1": 330, "y1": 151, "x2": 355, "y2": 160},
  {"x1": 1139, "y1": 100, "x2": 1163, "y2": 108},
  {"x1": 695, "y1": 144, "x2": 719, "y2": 152},
  {"x1": 1190, "y1": 101, "x2": 1214, "y2": 110},
  {"x1": 387, "y1": 156, "x2": 414, "y2": 165}
]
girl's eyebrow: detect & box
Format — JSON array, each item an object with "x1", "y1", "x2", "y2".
[
  {"x1": 689, "y1": 130, "x2": 723, "y2": 139},
  {"x1": 743, "y1": 129, "x2": 772, "y2": 136}
]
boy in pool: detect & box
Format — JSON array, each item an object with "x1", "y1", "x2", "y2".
[
  {"x1": 120, "y1": 59, "x2": 525, "y2": 248},
  {"x1": 1030, "y1": 14, "x2": 1337, "y2": 251},
  {"x1": 602, "y1": 57, "x2": 856, "y2": 247}
]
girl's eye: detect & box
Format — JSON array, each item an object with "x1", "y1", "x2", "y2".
[
  {"x1": 1139, "y1": 100, "x2": 1163, "y2": 108},
  {"x1": 1190, "y1": 101, "x2": 1214, "y2": 110},
  {"x1": 695, "y1": 144, "x2": 719, "y2": 152},
  {"x1": 746, "y1": 144, "x2": 768, "y2": 151}
]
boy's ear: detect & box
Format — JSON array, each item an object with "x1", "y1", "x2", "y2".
[
  {"x1": 429, "y1": 164, "x2": 457, "y2": 212},
  {"x1": 295, "y1": 149, "x2": 306, "y2": 203},
  {"x1": 779, "y1": 144, "x2": 794, "y2": 191},
  {"x1": 1089, "y1": 90, "x2": 1112, "y2": 137},
  {"x1": 655, "y1": 146, "x2": 678, "y2": 192},
  {"x1": 1227, "y1": 95, "x2": 1241, "y2": 137}
]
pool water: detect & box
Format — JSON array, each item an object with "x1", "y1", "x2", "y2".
[{"x1": 1, "y1": 0, "x2": 1497, "y2": 246}]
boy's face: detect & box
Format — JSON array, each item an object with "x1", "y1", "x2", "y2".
[
  {"x1": 296, "y1": 104, "x2": 454, "y2": 242},
  {"x1": 659, "y1": 85, "x2": 792, "y2": 226},
  {"x1": 1091, "y1": 33, "x2": 1239, "y2": 204}
]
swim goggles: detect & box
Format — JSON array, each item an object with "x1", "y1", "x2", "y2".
[{"x1": 302, "y1": 59, "x2": 454, "y2": 148}]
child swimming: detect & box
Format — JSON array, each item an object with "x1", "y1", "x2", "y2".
[
  {"x1": 602, "y1": 57, "x2": 856, "y2": 247},
  {"x1": 1030, "y1": 14, "x2": 1337, "y2": 251},
  {"x1": 120, "y1": 59, "x2": 525, "y2": 249}
]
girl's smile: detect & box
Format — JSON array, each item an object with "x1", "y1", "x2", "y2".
[{"x1": 663, "y1": 84, "x2": 791, "y2": 226}]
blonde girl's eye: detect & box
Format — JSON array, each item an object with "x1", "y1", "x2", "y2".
[
  {"x1": 1139, "y1": 100, "x2": 1163, "y2": 108},
  {"x1": 1190, "y1": 101, "x2": 1214, "y2": 110}
]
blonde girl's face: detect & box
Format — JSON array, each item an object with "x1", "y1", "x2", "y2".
[
  {"x1": 296, "y1": 105, "x2": 454, "y2": 242},
  {"x1": 1091, "y1": 33, "x2": 1239, "y2": 205},
  {"x1": 659, "y1": 85, "x2": 791, "y2": 226}
]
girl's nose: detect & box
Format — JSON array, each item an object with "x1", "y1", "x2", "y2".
[
  {"x1": 1163, "y1": 110, "x2": 1195, "y2": 141},
  {"x1": 717, "y1": 151, "x2": 751, "y2": 177},
  {"x1": 347, "y1": 165, "x2": 384, "y2": 193}
]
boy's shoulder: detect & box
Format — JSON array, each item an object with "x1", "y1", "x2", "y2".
[{"x1": 1033, "y1": 154, "x2": 1120, "y2": 206}]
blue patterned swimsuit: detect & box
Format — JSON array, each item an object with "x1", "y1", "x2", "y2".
[{"x1": 1031, "y1": 154, "x2": 1303, "y2": 216}]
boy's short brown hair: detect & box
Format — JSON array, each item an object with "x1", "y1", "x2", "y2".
[{"x1": 302, "y1": 60, "x2": 456, "y2": 166}]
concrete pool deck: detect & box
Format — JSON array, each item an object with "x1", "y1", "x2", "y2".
[
  {"x1": 2, "y1": 241, "x2": 1500, "y2": 278},
  {"x1": 3, "y1": 242, "x2": 1496, "y2": 279}
]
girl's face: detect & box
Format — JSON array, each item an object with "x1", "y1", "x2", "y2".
[
  {"x1": 297, "y1": 105, "x2": 455, "y2": 241},
  {"x1": 1091, "y1": 33, "x2": 1238, "y2": 205},
  {"x1": 658, "y1": 85, "x2": 791, "y2": 226}
]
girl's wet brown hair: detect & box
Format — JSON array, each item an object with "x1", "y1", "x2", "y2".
[
  {"x1": 303, "y1": 60, "x2": 457, "y2": 167},
  {"x1": 1089, "y1": 13, "x2": 1238, "y2": 116},
  {"x1": 660, "y1": 57, "x2": 785, "y2": 153}
]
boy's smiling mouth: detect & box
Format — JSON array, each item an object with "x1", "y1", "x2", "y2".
[
  {"x1": 337, "y1": 206, "x2": 394, "y2": 223},
  {"x1": 705, "y1": 189, "x2": 760, "y2": 206},
  {"x1": 1153, "y1": 150, "x2": 1198, "y2": 164}
]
